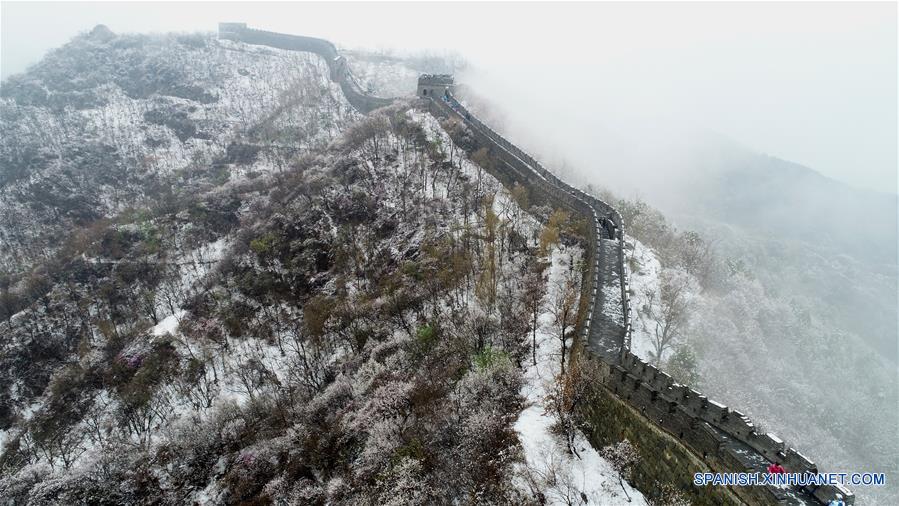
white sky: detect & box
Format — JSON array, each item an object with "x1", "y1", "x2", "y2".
[{"x1": 1, "y1": 1, "x2": 896, "y2": 193}]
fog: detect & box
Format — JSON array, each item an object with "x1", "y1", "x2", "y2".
[
  {"x1": 2, "y1": 1, "x2": 896, "y2": 194},
  {"x1": 2, "y1": 2, "x2": 898, "y2": 502}
]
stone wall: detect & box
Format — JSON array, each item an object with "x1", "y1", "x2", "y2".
[
  {"x1": 608, "y1": 350, "x2": 855, "y2": 504},
  {"x1": 427, "y1": 95, "x2": 853, "y2": 505},
  {"x1": 218, "y1": 23, "x2": 854, "y2": 505},
  {"x1": 426, "y1": 97, "x2": 610, "y2": 352},
  {"x1": 218, "y1": 23, "x2": 393, "y2": 114},
  {"x1": 578, "y1": 360, "x2": 746, "y2": 506}
]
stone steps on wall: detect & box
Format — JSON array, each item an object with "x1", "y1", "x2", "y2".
[{"x1": 586, "y1": 238, "x2": 626, "y2": 363}]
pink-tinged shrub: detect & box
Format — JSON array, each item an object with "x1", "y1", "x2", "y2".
[
  {"x1": 115, "y1": 352, "x2": 144, "y2": 369},
  {"x1": 126, "y1": 354, "x2": 144, "y2": 368},
  {"x1": 237, "y1": 451, "x2": 256, "y2": 466}
]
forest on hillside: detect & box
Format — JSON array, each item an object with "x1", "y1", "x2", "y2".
[{"x1": 0, "y1": 30, "x2": 651, "y2": 505}]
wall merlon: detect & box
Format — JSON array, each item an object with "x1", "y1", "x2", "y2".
[
  {"x1": 701, "y1": 400, "x2": 728, "y2": 423},
  {"x1": 631, "y1": 359, "x2": 646, "y2": 378},
  {"x1": 680, "y1": 389, "x2": 707, "y2": 416},
  {"x1": 667, "y1": 384, "x2": 690, "y2": 403},
  {"x1": 718, "y1": 415, "x2": 755, "y2": 439},
  {"x1": 691, "y1": 422, "x2": 727, "y2": 456},
  {"x1": 745, "y1": 432, "x2": 786, "y2": 460},
  {"x1": 783, "y1": 448, "x2": 817, "y2": 474},
  {"x1": 639, "y1": 363, "x2": 659, "y2": 384},
  {"x1": 621, "y1": 350, "x2": 637, "y2": 369},
  {"x1": 650, "y1": 371, "x2": 673, "y2": 391},
  {"x1": 654, "y1": 394, "x2": 678, "y2": 415}
]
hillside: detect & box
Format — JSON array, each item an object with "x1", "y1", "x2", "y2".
[
  {"x1": 665, "y1": 140, "x2": 897, "y2": 361},
  {"x1": 0, "y1": 25, "x2": 356, "y2": 281},
  {"x1": 450, "y1": 75, "x2": 896, "y2": 505},
  {"x1": 0, "y1": 28, "x2": 644, "y2": 504},
  {"x1": 4, "y1": 21, "x2": 892, "y2": 505}
]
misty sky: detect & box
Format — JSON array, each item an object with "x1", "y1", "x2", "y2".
[{"x1": 1, "y1": 1, "x2": 896, "y2": 194}]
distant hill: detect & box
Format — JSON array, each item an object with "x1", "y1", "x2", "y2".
[
  {"x1": 654, "y1": 137, "x2": 898, "y2": 361},
  {"x1": 694, "y1": 146, "x2": 896, "y2": 266}
]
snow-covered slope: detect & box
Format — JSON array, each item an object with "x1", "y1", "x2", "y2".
[
  {"x1": 0, "y1": 29, "x2": 645, "y2": 503},
  {"x1": 0, "y1": 28, "x2": 358, "y2": 278},
  {"x1": 516, "y1": 247, "x2": 646, "y2": 505}
]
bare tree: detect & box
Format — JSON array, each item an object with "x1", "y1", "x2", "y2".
[
  {"x1": 551, "y1": 260, "x2": 580, "y2": 376},
  {"x1": 547, "y1": 360, "x2": 589, "y2": 458},
  {"x1": 519, "y1": 449, "x2": 587, "y2": 506},
  {"x1": 469, "y1": 147, "x2": 492, "y2": 196},
  {"x1": 119, "y1": 387, "x2": 173, "y2": 450},
  {"x1": 675, "y1": 231, "x2": 718, "y2": 287},
  {"x1": 600, "y1": 439, "x2": 639, "y2": 502},
  {"x1": 30, "y1": 424, "x2": 87, "y2": 471},
  {"x1": 522, "y1": 260, "x2": 548, "y2": 365},
  {"x1": 176, "y1": 358, "x2": 220, "y2": 413},
  {"x1": 642, "y1": 269, "x2": 695, "y2": 366}
]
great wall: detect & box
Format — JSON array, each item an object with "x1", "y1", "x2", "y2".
[{"x1": 217, "y1": 23, "x2": 855, "y2": 505}]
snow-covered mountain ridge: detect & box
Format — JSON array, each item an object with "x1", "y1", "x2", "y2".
[
  {"x1": 0, "y1": 26, "x2": 646, "y2": 504},
  {"x1": 2, "y1": 21, "x2": 884, "y2": 505},
  {"x1": 0, "y1": 25, "x2": 357, "y2": 281}
]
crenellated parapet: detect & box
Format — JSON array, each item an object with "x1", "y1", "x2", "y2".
[{"x1": 603, "y1": 349, "x2": 855, "y2": 504}]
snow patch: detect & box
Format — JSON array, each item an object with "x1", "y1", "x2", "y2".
[
  {"x1": 515, "y1": 247, "x2": 647, "y2": 505},
  {"x1": 152, "y1": 310, "x2": 187, "y2": 336},
  {"x1": 626, "y1": 237, "x2": 663, "y2": 362}
]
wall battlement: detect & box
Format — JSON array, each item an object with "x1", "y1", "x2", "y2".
[
  {"x1": 219, "y1": 23, "x2": 854, "y2": 505},
  {"x1": 606, "y1": 349, "x2": 853, "y2": 504}
]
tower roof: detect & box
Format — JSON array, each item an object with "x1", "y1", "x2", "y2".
[{"x1": 418, "y1": 74, "x2": 454, "y2": 86}]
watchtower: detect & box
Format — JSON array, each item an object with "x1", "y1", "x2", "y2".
[
  {"x1": 218, "y1": 22, "x2": 247, "y2": 40},
  {"x1": 417, "y1": 74, "x2": 454, "y2": 99}
]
